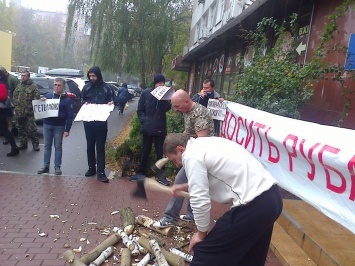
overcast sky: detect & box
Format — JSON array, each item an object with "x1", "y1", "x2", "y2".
[{"x1": 21, "y1": 0, "x2": 69, "y2": 13}]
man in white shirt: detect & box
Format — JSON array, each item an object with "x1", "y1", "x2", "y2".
[{"x1": 163, "y1": 133, "x2": 283, "y2": 266}]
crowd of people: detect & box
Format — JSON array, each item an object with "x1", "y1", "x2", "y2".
[{"x1": 1, "y1": 66, "x2": 283, "y2": 265}]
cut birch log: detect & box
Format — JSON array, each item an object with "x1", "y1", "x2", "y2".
[
  {"x1": 137, "y1": 236, "x2": 184, "y2": 266},
  {"x1": 88, "y1": 246, "x2": 113, "y2": 266},
  {"x1": 135, "y1": 253, "x2": 151, "y2": 266},
  {"x1": 136, "y1": 228, "x2": 165, "y2": 247},
  {"x1": 121, "y1": 207, "x2": 135, "y2": 235},
  {"x1": 132, "y1": 237, "x2": 148, "y2": 254},
  {"x1": 169, "y1": 248, "x2": 193, "y2": 262},
  {"x1": 113, "y1": 227, "x2": 136, "y2": 251},
  {"x1": 64, "y1": 250, "x2": 86, "y2": 266},
  {"x1": 79, "y1": 233, "x2": 121, "y2": 265},
  {"x1": 149, "y1": 239, "x2": 169, "y2": 266},
  {"x1": 136, "y1": 215, "x2": 174, "y2": 236},
  {"x1": 120, "y1": 248, "x2": 131, "y2": 266}
]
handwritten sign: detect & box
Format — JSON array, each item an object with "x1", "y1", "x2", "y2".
[
  {"x1": 74, "y1": 104, "x2": 114, "y2": 122},
  {"x1": 151, "y1": 86, "x2": 175, "y2": 100},
  {"x1": 207, "y1": 99, "x2": 227, "y2": 121},
  {"x1": 32, "y1": 99, "x2": 60, "y2": 119}
]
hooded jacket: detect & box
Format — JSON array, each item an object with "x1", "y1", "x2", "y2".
[
  {"x1": 81, "y1": 66, "x2": 113, "y2": 104},
  {"x1": 43, "y1": 92, "x2": 74, "y2": 133},
  {"x1": 137, "y1": 87, "x2": 171, "y2": 136}
]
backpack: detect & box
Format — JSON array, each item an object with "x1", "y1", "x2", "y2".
[{"x1": 0, "y1": 83, "x2": 8, "y2": 102}]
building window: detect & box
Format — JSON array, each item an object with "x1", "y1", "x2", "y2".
[
  {"x1": 216, "y1": 0, "x2": 225, "y2": 24},
  {"x1": 194, "y1": 22, "x2": 200, "y2": 43},
  {"x1": 209, "y1": 4, "x2": 216, "y2": 30}
]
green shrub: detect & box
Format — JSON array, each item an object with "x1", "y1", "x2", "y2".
[{"x1": 115, "y1": 109, "x2": 184, "y2": 178}]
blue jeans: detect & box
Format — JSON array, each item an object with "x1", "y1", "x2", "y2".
[
  {"x1": 163, "y1": 167, "x2": 193, "y2": 223},
  {"x1": 43, "y1": 123, "x2": 65, "y2": 168}
]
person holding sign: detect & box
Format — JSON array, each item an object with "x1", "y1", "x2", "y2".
[
  {"x1": 130, "y1": 73, "x2": 171, "y2": 185},
  {"x1": 81, "y1": 66, "x2": 113, "y2": 183},
  {"x1": 12, "y1": 71, "x2": 41, "y2": 151},
  {"x1": 37, "y1": 78, "x2": 73, "y2": 175},
  {"x1": 192, "y1": 79, "x2": 224, "y2": 136},
  {"x1": 163, "y1": 133, "x2": 282, "y2": 266}
]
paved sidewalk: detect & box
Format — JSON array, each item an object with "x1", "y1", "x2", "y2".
[{"x1": 0, "y1": 173, "x2": 282, "y2": 266}]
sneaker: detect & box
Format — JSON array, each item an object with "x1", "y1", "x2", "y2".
[
  {"x1": 130, "y1": 173, "x2": 145, "y2": 182},
  {"x1": 179, "y1": 214, "x2": 194, "y2": 222},
  {"x1": 97, "y1": 172, "x2": 109, "y2": 183},
  {"x1": 38, "y1": 167, "x2": 49, "y2": 174},
  {"x1": 85, "y1": 168, "x2": 96, "y2": 177},
  {"x1": 152, "y1": 217, "x2": 175, "y2": 228},
  {"x1": 55, "y1": 168, "x2": 62, "y2": 175},
  {"x1": 158, "y1": 178, "x2": 170, "y2": 186}
]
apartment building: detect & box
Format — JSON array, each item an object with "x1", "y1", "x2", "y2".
[{"x1": 174, "y1": 0, "x2": 355, "y2": 129}]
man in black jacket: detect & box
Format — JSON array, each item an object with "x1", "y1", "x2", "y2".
[
  {"x1": 130, "y1": 74, "x2": 171, "y2": 185},
  {"x1": 81, "y1": 66, "x2": 113, "y2": 183}
]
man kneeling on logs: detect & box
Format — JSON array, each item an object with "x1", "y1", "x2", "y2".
[{"x1": 162, "y1": 133, "x2": 283, "y2": 266}]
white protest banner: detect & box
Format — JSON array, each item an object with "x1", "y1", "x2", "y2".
[
  {"x1": 221, "y1": 101, "x2": 355, "y2": 233},
  {"x1": 207, "y1": 99, "x2": 227, "y2": 121},
  {"x1": 74, "y1": 103, "x2": 114, "y2": 122},
  {"x1": 32, "y1": 99, "x2": 60, "y2": 120},
  {"x1": 150, "y1": 86, "x2": 175, "y2": 100}
]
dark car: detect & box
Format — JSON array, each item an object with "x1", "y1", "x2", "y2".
[
  {"x1": 31, "y1": 76, "x2": 81, "y2": 116},
  {"x1": 106, "y1": 82, "x2": 135, "y2": 101}
]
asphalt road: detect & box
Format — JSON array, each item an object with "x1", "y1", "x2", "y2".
[{"x1": 0, "y1": 99, "x2": 138, "y2": 176}]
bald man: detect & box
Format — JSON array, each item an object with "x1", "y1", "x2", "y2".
[
  {"x1": 153, "y1": 89, "x2": 214, "y2": 228},
  {"x1": 171, "y1": 89, "x2": 214, "y2": 138}
]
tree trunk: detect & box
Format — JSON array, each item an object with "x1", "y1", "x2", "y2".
[
  {"x1": 79, "y1": 233, "x2": 121, "y2": 265},
  {"x1": 135, "y1": 215, "x2": 174, "y2": 236},
  {"x1": 137, "y1": 236, "x2": 185, "y2": 266}
]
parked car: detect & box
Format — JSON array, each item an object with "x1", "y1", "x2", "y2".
[
  {"x1": 127, "y1": 84, "x2": 142, "y2": 97},
  {"x1": 31, "y1": 76, "x2": 81, "y2": 116},
  {"x1": 106, "y1": 82, "x2": 135, "y2": 101}
]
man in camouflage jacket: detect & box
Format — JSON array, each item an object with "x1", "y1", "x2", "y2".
[{"x1": 12, "y1": 71, "x2": 40, "y2": 151}]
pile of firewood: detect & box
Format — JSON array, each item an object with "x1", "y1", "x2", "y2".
[{"x1": 63, "y1": 207, "x2": 194, "y2": 266}]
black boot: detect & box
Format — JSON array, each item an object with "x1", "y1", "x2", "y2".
[{"x1": 7, "y1": 147, "x2": 19, "y2": 157}]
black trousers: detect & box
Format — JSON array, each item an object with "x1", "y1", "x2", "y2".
[
  {"x1": 137, "y1": 134, "x2": 165, "y2": 175},
  {"x1": 191, "y1": 185, "x2": 283, "y2": 266},
  {"x1": 84, "y1": 121, "x2": 107, "y2": 173},
  {"x1": 0, "y1": 116, "x2": 17, "y2": 148}
]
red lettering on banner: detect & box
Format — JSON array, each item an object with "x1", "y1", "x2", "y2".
[
  {"x1": 318, "y1": 145, "x2": 346, "y2": 194},
  {"x1": 299, "y1": 139, "x2": 321, "y2": 181},
  {"x1": 226, "y1": 112, "x2": 237, "y2": 141},
  {"x1": 236, "y1": 116, "x2": 245, "y2": 145},
  {"x1": 348, "y1": 155, "x2": 355, "y2": 201},
  {"x1": 265, "y1": 128, "x2": 280, "y2": 163},
  {"x1": 283, "y1": 134, "x2": 298, "y2": 172},
  {"x1": 254, "y1": 122, "x2": 266, "y2": 157},
  {"x1": 244, "y1": 121, "x2": 256, "y2": 153}
]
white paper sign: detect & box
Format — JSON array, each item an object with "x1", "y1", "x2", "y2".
[
  {"x1": 74, "y1": 104, "x2": 114, "y2": 122},
  {"x1": 32, "y1": 99, "x2": 60, "y2": 119},
  {"x1": 207, "y1": 99, "x2": 227, "y2": 121},
  {"x1": 150, "y1": 86, "x2": 175, "y2": 100}
]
